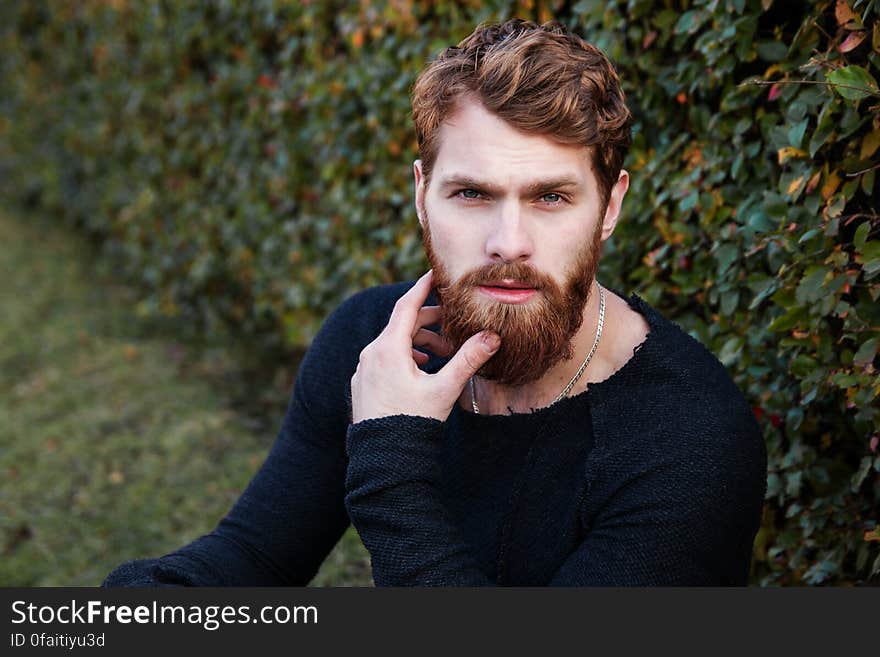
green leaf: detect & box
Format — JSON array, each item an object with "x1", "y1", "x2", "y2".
[
  {"x1": 795, "y1": 266, "x2": 828, "y2": 304},
  {"x1": 831, "y1": 372, "x2": 859, "y2": 387},
  {"x1": 826, "y1": 66, "x2": 880, "y2": 101},
  {"x1": 790, "y1": 355, "x2": 817, "y2": 377},
  {"x1": 766, "y1": 473, "x2": 781, "y2": 498},
  {"x1": 762, "y1": 192, "x2": 789, "y2": 218},
  {"x1": 853, "y1": 337, "x2": 879, "y2": 366},
  {"x1": 720, "y1": 289, "x2": 740, "y2": 315},
  {"x1": 786, "y1": 407, "x2": 804, "y2": 432},
  {"x1": 809, "y1": 103, "x2": 836, "y2": 157},
  {"x1": 749, "y1": 278, "x2": 777, "y2": 309},
  {"x1": 675, "y1": 10, "x2": 706, "y2": 35},
  {"x1": 863, "y1": 241, "x2": 880, "y2": 276},
  {"x1": 859, "y1": 240, "x2": 880, "y2": 260},
  {"x1": 747, "y1": 209, "x2": 776, "y2": 232},
  {"x1": 798, "y1": 228, "x2": 821, "y2": 244},
  {"x1": 718, "y1": 336, "x2": 743, "y2": 367},
  {"x1": 768, "y1": 308, "x2": 805, "y2": 332},
  {"x1": 854, "y1": 221, "x2": 870, "y2": 249},
  {"x1": 714, "y1": 243, "x2": 739, "y2": 277},
  {"x1": 788, "y1": 118, "x2": 808, "y2": 149},
  {"x1": 861, "y1": 169, "x2": 875, "y2": 196},
  {"x1": 785, "y1": 470, "x2": 802, "y2": 497},
  {"x1": 756, "y1": 40, "x2": 788, "y2": 62}
]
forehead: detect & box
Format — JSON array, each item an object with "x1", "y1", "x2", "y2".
[{"x1": 431, "y1": 97, "x2": 595, "y2": 187}]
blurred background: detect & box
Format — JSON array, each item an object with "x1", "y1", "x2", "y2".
[{"x1": 0, "y1": 0, "x2": 877, "y2": 586}]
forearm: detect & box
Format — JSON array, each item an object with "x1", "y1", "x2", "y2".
[
  {"x1": 344, "y1": 415, "x2": 493, "y2": 586},
  {"x1": 103, "y1": 534, "x2": 286, "y2": 587}
]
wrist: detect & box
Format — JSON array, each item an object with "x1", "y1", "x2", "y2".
[{"x1": 345, "y1": 415, "x2": 445, "y2": 491}]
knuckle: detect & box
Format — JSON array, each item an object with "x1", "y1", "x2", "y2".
[
  {"x1": 463, "y1": 352, "x2": 480, "y2": 372},
  {"x1": 361, "y1": 341, "x2": 390, "y2": 367},
  {"x1": 358, "y1": 343, "x2": 375, "y2": 363}
]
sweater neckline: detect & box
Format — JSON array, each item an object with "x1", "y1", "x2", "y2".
[{"x1": 453, "y1": 293, "x2": 664, "y2": 423}]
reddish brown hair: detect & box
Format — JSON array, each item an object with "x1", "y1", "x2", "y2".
[{"x1": 411, "y1": 19, "x2": 632, "y2": 207}]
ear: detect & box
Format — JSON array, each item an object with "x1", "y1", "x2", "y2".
[
  {"x1": 600, "y1": 169, "x2": 629, "y2": 241},
  {"x1": 413, "y1": 159, "x2": 426, "y2": 229}
]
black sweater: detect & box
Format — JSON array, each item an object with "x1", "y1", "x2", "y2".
[{"x1": 104, "y1": 282, "x2": 767, "y2": 586}]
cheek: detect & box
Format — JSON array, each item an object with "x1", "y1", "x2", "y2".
[
  {"x1": 426, "y1": 215, "x2": 484, "y2": 274},
  {"x1": 431, "y1": 232, "x2": 474, "y2": 279},
  {"x1": 535, "y1": 230, "x2": 593, "y2": 281}
]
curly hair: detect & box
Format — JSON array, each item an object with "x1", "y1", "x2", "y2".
[{"x1": 411, "y1": 19, "x2": 632, "y2": 208}]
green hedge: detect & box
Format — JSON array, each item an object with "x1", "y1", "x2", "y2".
[{"x1": 1, "y1": 0, "x2": 878, "y2": 585}]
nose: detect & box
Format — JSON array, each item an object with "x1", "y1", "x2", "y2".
[{"x1": 484, "y1": 200, "x2": 534, "y2": 263}]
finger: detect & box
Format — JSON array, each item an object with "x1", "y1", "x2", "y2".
[
  {"x1": 438, "y1": 331, "x2": 501, "y2": 391},
  {"x1": 413, "y1": 327, "x2": 454, "y2": 358},
  {"x1": 411, "y1": 305, "x2": 442, "y2": 338},
  {"x1": 411, "y1": 348, "x2": 430, "y2": 365},
  {"x1": 385, "y1": 270, "x2": 433, "y2": 341}
]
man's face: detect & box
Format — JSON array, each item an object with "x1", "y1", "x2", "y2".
[{"x1": 414, "y1": 97, "x2": 627, "y2": 386}]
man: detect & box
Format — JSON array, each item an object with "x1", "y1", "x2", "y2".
[{"x1": 105, "y1": 19, "x2": 766, "y2": 586}]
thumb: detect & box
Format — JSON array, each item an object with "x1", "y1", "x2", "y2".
[{"x1": 440, "y1": 331, "x2": 501, "y2": 390}]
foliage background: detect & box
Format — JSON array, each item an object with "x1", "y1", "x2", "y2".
[{"x1": 1, "y1": 0, "x2": 878, "y2": 585}]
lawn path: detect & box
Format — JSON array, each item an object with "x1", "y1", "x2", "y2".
[{"x1": 0, "y1": 209, "x2": 370, "y2": 585}]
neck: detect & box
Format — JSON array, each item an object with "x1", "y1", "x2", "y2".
[{"x1": 462, "y1": 279, "x2": 605, "y2": 415}]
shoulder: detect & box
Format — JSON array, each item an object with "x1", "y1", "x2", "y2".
[
  {"x1": 298, "y1": 278, "x2": 440, "y2": 377},
  {"x1": 317, "y1": 280, "x2": 448, "y2": 374},
  {"x1": 295, "y1": 280, "x2": 416, "y2": 379},
  {"x1": 614, "y1": 294, "x2": 754, "y2": 415},
  {"x1": 318, "y1": 280, "x2": 422, "y2": 346},
  {"x1": 288, "y1": 281, "x2": 421, "y2": 431},
  {"x1": 589, "y1": 293, "x2": 766, "y2": 472},
  {"x1": 331, "y1": 280, "x2": 416, "y2": 324}
]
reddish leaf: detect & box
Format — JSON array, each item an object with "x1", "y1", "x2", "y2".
[
  {"x1": 257, "y1": 74, "x2": 277, "y2": 90},
  {"x1": 835, "y1": 0, "x2": 858, "y2": 26},
  {"x1": 839, "y1": 31, "x2": 866, "y2": 52},
  {"x1": 351, "y1": 28, "x2": 365, "y2": 49},
  {"x1": 768, "y1": 83, "x2": 782, "y2": 101}
]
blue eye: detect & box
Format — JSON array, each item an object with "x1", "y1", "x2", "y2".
[
  {"x1": 541, "y1": 193, "x2": 562, "y2": 203},
  {"x1": 460, "y1": 189, "x2": 480, "y2": 199}
]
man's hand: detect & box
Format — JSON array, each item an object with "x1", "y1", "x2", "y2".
[{"x1": 350, "y1": 270, "x2": 500, "y2": 423}]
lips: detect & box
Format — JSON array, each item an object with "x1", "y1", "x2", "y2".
[{"x1": 477, "y1": 280, "x2": 539, "y2": 303}]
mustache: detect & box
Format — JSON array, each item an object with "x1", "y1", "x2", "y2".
[{"x1": 438, "y1": 261, "x2": 553, "y2": 293}]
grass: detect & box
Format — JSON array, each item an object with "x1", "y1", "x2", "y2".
[{"x1": 0, "y1": 206, "x2": 371, "y2": 586}]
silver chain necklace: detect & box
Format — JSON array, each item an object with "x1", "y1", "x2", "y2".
[{"x1": 469, "y1": 280, "x2": 606, "y2": 415}]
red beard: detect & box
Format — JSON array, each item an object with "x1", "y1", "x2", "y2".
[{"x1": 421, "y1": 217, "x2": 603, "y2": 386}]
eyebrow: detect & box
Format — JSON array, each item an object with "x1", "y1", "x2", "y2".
[{"x1": 438, "y1": 175, "x2": 582, "y2": 197}]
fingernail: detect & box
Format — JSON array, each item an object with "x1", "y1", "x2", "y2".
[{"x1": 483, "y1": 332, "x2": 500, "y2": 352}]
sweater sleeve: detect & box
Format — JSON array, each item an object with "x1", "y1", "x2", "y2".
[
  {"x1": 104, "y1": 289, "x2": 385, "y2": 586},
  {"x1": 344, "y1": 415, "x2": 494, "y2": 586}
]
